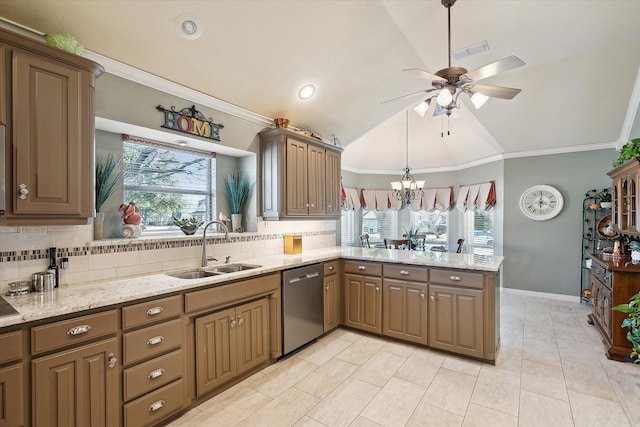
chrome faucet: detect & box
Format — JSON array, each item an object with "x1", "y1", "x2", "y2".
[{"x1": 201, "y1": 220, "x2": 230, "y2": 267}]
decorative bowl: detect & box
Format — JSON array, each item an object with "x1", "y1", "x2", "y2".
[{"x1": 180, "y1": 225, "x2": 198, "y2": 235}]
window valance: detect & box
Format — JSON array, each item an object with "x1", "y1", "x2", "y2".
[
  {"x1": 456, "y1": 181, "x2": 496, "y2": 212},
  {"x1": 360, "y1": 187, "x2": 454, "y2": 212},
  {"x1": 341, "y1": 186, "x2": 362, "y2": 210}
]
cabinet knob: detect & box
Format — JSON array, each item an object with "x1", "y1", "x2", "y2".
[
  {"x1": 430, "y1": 295, "x2": 435, "y2": 302},
  {"x1": 325, "y1": 285, "x2": 329, "y2": 291},
  {"x1": 148, "y1": 400, "x2": 165, "y2": 412},
  {"x1": 237, "y1": 315, "x2": 244, "y2": 326},
  {"x1": 18, "y1": 183, "x2": 29, "y2": 200},
  {"x1": 67, "y1": 324, "x2": 91, "y2": 336},
  {"x1": 107, "y1": 353, "x2": 117, "y2": 369},
  {"x1": 147, "y1": 335, "x2": 164, "y2": 346},
  {"x1": 146, "y1": 306, "x2": 164, "y2": 316},
  {"x1": 421, "y1": 292, "x2": 425, "y2": 300},
  {"x1": 230, "y1": 318, "x2": 236, "y2": 328},
  {"x1": 329, "y1": 265, "x2": 335, "y2": 271},
  {"x1": 375, "y1": 286, "x2": 380, "y2": 292}
]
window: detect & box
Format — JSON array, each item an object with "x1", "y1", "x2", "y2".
[
  {"x1": 123, "y1": 140, "x2": 216, "y2": 232},
  {"x1": 341, "y1": 209, "x2": 356, "y2": 246},
  {"x1": 362, "y1": 210, "x2": 398, "y2": 245},
  {"x1": 462, "y1": 210, "x2": 494, "y2": 256},
  {"x1": 410, "y1": 210, "x2": 448, "y2": 250}
]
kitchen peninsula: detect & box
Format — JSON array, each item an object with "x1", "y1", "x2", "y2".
[{"x1": 0, "y1": 247, "x2": 502, "y2": 426}]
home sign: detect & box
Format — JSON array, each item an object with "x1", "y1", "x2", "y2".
[{"x1": 156, "y1": 104, "x2": 224, "y2": 141}]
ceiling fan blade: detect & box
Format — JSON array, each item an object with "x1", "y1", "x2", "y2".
[
  {"x1": 471, "y1": 84, "x2": 521, "y2": 99},
  {"x1": 461, "y1": 55, "x2": 525, "y2": 82},
  {"x1": 381, "y1": 88, "x2": 438, "y2": 104},
  {"x1": 402, "y1": 68, "x2": 447, "y2": 83}
]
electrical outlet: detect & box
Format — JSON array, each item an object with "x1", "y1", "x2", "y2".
[{"x1": 21, "y1": 226, "x2": 47, "y2": 234}]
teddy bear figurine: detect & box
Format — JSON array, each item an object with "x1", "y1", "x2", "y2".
[{"x1": 118, "y1": 201, "x2": 142, "y2": 225}]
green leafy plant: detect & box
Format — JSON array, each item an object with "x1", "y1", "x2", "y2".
[
  {"x1": 224, "y1": 172, "x2": 253, "y2": 215},
  {"x1": 402, "y1": 225, "x2": 423, "y2": 242},
  {"x1": 599, "y1": 192, "x2": 611, "y2": 203},
  {"x1": 95, "y1": 153, "x2": 122, "y2": 212},
  {"x1": 613, "y1": 138, "x2": 640, "y2": 167},
  {"x1": 172, "y1": 217, "x2": 203, "y2": 228},
  {"x1": 612, "y1": 292, "x2": 640, "y2": 363}
]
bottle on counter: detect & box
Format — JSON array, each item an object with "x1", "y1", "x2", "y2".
[{"x1": 47, "y1": 247, "x2": 59, "y2": 288}]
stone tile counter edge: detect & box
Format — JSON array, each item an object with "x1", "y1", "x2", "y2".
[{"x1": 0, "y1": 247, "x2": 503, "y2": 328}]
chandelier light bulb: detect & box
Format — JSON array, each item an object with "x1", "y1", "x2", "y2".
[
  {"x1": 436, "y1": 88, "x2": 453, "y2": 106},
  {"x1": 414, "y1": 99, "x2": 431, "y2": 117},
  {"x1": 391, "y1": 181, "x2": 402, "y2": 191}
]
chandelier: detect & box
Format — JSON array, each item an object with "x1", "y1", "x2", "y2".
[{"x1": 390, "y1": 111, "x2": 425, "y2": 205}]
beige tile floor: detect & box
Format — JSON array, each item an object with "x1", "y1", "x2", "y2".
[{"x1": 168, "y1": 292, "x2": 640, "y2": 426}]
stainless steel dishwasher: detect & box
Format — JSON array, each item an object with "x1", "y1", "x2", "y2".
[{"x1": 282, "y1": 263, "x2": 324, "y2": 355}]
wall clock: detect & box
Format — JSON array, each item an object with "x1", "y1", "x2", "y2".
[{"x1": 519, "y1": 185, "x2": 564, "y2": 221}]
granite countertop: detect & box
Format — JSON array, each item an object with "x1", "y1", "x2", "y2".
[{"x1": 0, "y1": 247, "x2": 503, "y2": 328}]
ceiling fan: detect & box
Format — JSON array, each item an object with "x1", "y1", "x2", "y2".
[{"x1": 383, "y1": 0, "x2": 525, "y2": 118}]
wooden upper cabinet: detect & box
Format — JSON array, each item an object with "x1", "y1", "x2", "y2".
[
  {"x1": 0, "y1": 27, "x2": 104, "y2": 225},
  {"x1": 608, "y1": 157, "x2": 640, "y2": 236},
  {"x1": 259, "y1": 128, "x2": 342, "y2": 220}
]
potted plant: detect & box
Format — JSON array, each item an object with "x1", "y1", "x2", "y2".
[
  {"x1": 95, "y1": 153, "x2": 122, "y2": 239},
  {"x1": 599, "y1": 192, "x2": 612, "y2": 209},
  {"x1": 612, "y1": 292, "x2": 640, "y2": 363},
  {"x1": 173, "y1": 217, "x2": 203, "y2": 235},
  {"x1": 223, "y1": 172, "x2": 253, "y2": 232},
  {"x1": 402, "y1": 226, "x2": 423, "y2": 249},
  {"x1": 613, "y1": 138, "x2": 640, "y2": 167}
]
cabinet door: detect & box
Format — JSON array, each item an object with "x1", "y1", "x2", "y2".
[
  {"x1": 382, "y1": 280, "x2": 428, "y2": 345},
  {"x1": 323, "y1": 274, "x2": 341, "y2": 332},
  {"x1": 344, "y1": 274, "x2": 382, "y2": 333},
  {"x1": 236, "y1": 298, "x2": 269, "y2": 375},
  {"x1": 0, "y1": 363, "x2": 23, "y2": 427},
  {"x1": 307, "y1": 145, "x2": 325, "y2": 215},
  {"x1": 195, "y1": 308, "x2": 237, "y2": 396},
  {"x1": 325, "y1": 150, "x2": 341, "y2": 217},
  {"x1": 32, "y1": 337, "x2": 119, "y2": 427},
  {"x1": 286, "y1": 139, "x2": 308, "y2": 216},
  {"x1": 12, "y1": 49, "x2": 91, "y2": 217},
  {"x1": 600, "y1": 284, "x2": 612, "y2": 341},
  {"x1": 429, "y1": 285, "x2": 483, "y2": 358}
]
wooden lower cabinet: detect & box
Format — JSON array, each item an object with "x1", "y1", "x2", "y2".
[
  {"x1": 344, "y1": 273, "x2": 382, "y2": 334},
  {"x1": 323, "y1": 261, "x2": 342, "y2": 332},
  {"x1": 382, "y1": 279, "x2": 428, "y2": 345},
  {"x1": 0, "y1": 363, "x2": 23, "y2": 427},
  {"x1": 31, "y1": 337, "x2": 119, "y2": 427},
  {"x1": 195, "y1": 298, "x2": 269, "y2": 397},
  {"x1": 428, "y1": 284, "x2": 484, "y2": 358}
]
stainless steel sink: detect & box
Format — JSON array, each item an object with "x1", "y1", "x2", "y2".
[
  {"x1": 166, "y1": 264, "x2": 261, "y2": 279},
  {"x1": 206, "y1": 264, "x2": 261, "y2": 274},
  {"x1": 166, "y1": 269, "x2": 221, "y2": 280}
]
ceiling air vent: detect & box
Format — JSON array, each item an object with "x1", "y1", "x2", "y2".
[{"x1": 452, "y1": 40, "x2": 489, "y2": 61}]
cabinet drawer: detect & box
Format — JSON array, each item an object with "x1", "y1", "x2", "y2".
[
  {"x1": 124, "y1": 378, "x2": 185, "y2": 427},
  {"x1": 122, "y1": 295, "x2": 183, "y2": 330},
  {"x1": 591, "y1": 263, "x2": 610, "y2": 288},
  {"x1": 31, "y1": 309, "x2": 117, "y2": 354},
  {"x1": 344, "y1": 261, "x2": 382, "y2": 276},
  {"x1": 430, "y1": 269, "x2": 484, "y2": 289},
  {"x1": 123, "y1": 318, "x2": 182, "y2": 366},
  {"x1": 384, "y1": 264, "x2": 428, "y2": 282},
  {"x1": 324, "y1": 260, "x2": 339, "y2": 276},
  {"x1": 123, "y1": 349, "x2": 183, "y2": 401},
  {"x1": 0, "y1": 330, "x2": 23, "y2": 363}
]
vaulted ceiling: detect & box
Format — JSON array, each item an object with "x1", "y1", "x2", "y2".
[{"x1": 2, "y1": 0, "x2": 639, "y2": 173}]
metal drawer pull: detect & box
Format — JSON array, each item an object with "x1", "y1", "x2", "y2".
[
  {"x1": 108, "y1": 353, "x2": 117, "y2": 369},
  {"x1": 18, "y1": 183, "x2": 29, "y2": 200},
  {"x1": 449, "y1": 276, "x2": 461, "y2": 281},
  {"x1": 358, "y1": 265, "x2": 366, "y2": 270},
  {"x1": 146, "y1": 306, "x2": 164, "y2": 316},
  {"x1": 329, "y1": 265, "x2": 335, "y2": 271},
  {"x1": 67, "y1": 325, "x2": 91, "y2": 336},
  {"x1": 148, "y1": 368, "x2": 165, "y2": 379},
  {"x1": 238, "y1": 315, "x2": 244, "y2": 326},
  {"x1": 147, "y1": 336, "x2": 164, "y2": 346},
  {"x1": 148, "y1": 400, "x2": 164, "y2": 412},
  {"x1": 400, "y1": 270, "x2": 409, "y2": 275}
]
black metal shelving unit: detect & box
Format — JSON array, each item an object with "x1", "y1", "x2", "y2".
[{"x1": 580, "y1": 188, "x2": 612, "y2": 303}]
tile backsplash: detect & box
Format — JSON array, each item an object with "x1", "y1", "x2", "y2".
[{"x1": 0, "y1": 219, "x2": 337, "y2": 293}]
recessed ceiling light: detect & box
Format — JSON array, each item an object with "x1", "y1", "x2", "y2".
[
  {"x1": 298, "y1": 84, "x2": 316, "y2": 100},
  {"x1": 177, "y1": 140, "x2": 188, "y2": 146},
  {"x1": 175, "y1": 14, "x2": 203, "y2": 40}
]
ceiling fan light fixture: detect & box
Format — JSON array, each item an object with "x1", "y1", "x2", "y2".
[
  {"x1": 471, "y1": 91, "x2": 489, "y2": 109},
  {"x1": 414, "y1": 99, "x2": 431, "y2": 117},
  {"x1": 436, "y1": 88, "x2": 453, "y2": 107}
]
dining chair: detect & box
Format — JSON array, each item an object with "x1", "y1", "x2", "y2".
[
  {"x1": 359, "y1": 234, "x2": 371, "y2": 248},
  {"x1": 456, "y1": 238, "x2": 465, "y2": 253},
  {"x1": 414, "y1": 234, "x2": 427, "y2": 250},
  {"x1": 384, "y1": 238, "x2": 412, "y2": 250}
]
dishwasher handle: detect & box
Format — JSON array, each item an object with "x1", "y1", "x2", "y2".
[{"x1": 288, "y1": 271, "x2": 320, "y2": 283}]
